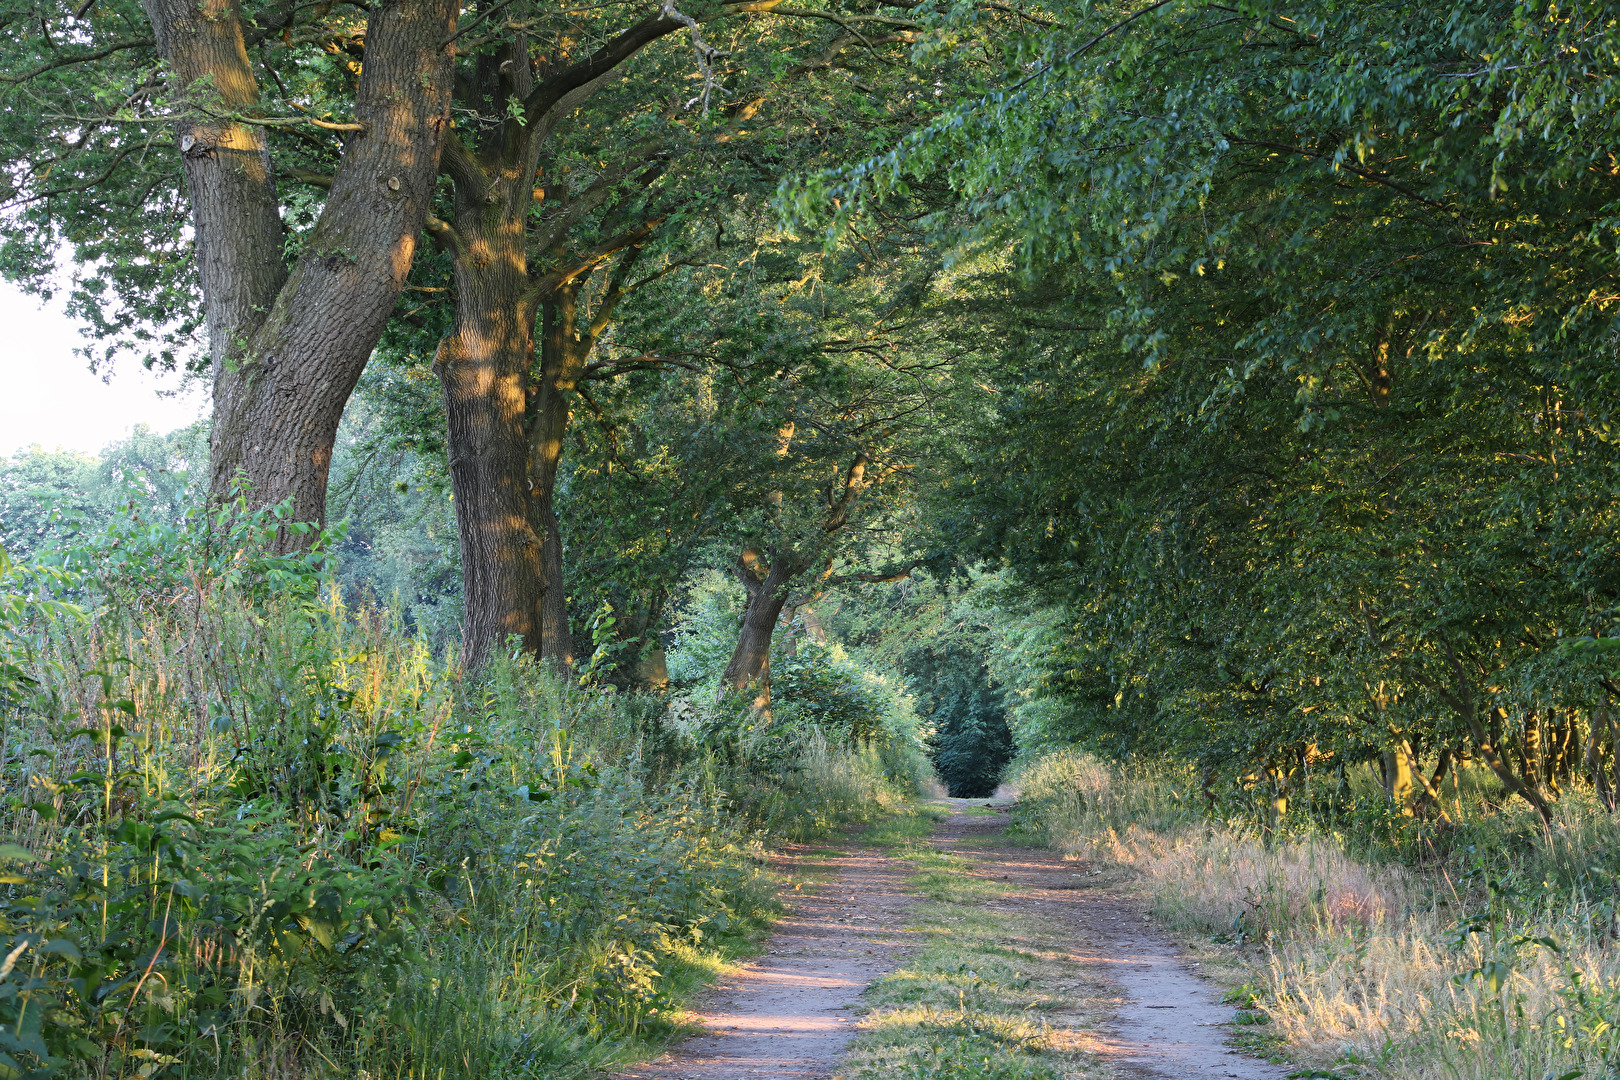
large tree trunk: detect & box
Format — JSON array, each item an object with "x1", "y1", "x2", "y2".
[
  {"x1": 428, "y1": 18, "x2": 676, "y2": 670},
  {"x1": 435, "y1": 222, "x2": 544, "y2": 663},
  {"x1": 143, "y1": 0, "x2": 457, "y2": 540}
]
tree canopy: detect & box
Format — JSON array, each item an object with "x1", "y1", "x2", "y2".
[{"x1": 9, "y1": 0, "x2": 1620, "y2": 816}]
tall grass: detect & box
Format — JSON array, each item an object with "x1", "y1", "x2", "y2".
[
  {"x1": 0, "y1": 511, "x2": 915, "y2": 1079},
  {"x1": 1013, "y1": 750, "x2": 1620, "y2": 1079}
]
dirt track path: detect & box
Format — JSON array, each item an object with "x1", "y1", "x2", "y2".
[
  {"x1": 934, "y1": 803, "x2": 1289, "y2": 1080},
  {"x1": 616, "y1": 804, "x2": 1287, "y2": 1080},
  {"x1": 616, "y1": 844, "x2": 916, "y2": 1080}
]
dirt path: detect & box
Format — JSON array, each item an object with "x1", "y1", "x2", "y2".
[
  {"x1": 618, "y1": 804, "x2": 1288, "y2": 1080},
  {"x1": 616, "y1": 844, "x2": 916, "y2": 1080},
  {"x1": 933, "y1": 801, "x2": 1289, "y2": 1080}
]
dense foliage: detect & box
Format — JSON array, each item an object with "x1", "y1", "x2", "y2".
[
  {"x1": 783, "y1": 0, "x2": 1620, "y2": 825},
  {"x1": 0, "y1": 500, "x2": 927, "y2": 1077}
]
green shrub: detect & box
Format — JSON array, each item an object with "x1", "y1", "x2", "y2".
[{"x1": 0, "y1": 509, "x2": 841, "y2": 1079}]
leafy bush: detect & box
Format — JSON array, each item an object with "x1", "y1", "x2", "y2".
[
  {"x1": 0, "y1": 507, "x2": 864, "y2": 1079},
  {"x1": 772, "y1": 641, "x2": 889, "y2": 743}
]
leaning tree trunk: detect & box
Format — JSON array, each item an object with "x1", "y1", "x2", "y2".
[
  {"x1": 144, "y1": 0, "x2": 457, "y2": 539},
  {"x1": 721, "y1": 550, "x2": 795, "y2": 712}
]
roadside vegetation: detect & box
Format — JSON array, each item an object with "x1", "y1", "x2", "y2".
[
  {"x1": 1013, "y1": 753, "x2": 1620, "y2": 1079},
  {"x1": 0, "y1": 503, "x2": 929, "y2": 1079}
]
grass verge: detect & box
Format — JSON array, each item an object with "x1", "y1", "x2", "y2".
[
  {"x1": 1012, "y1": 750, "x2": 1620, "y2": 1080},
  {"x1": 834, "y1": 804, "x2": 1111, "y2": 1080}
]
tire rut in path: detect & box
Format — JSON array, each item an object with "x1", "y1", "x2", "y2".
[
  {"x1": 934, "y1": 802, "x2": 1290, "y2": 1080},
  {"x1": 614, "y1": 845, "x2": 915, "y2": 1080},
  {"x1": 617, "y1": 806, "x2": 1290, "y2": 1080}
]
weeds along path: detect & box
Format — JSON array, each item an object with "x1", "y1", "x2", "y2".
[
  {"x1": 616, "y1": 842, "x2": 917, "y2": 1080},
  {"x1": 930, "y1": 801, "x2": 1289, "y2": 1080}
]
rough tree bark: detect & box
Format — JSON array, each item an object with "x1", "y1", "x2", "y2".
[
  {"x1": 143, "y1": 0, "x2": 458, "y2": 536},
  {"x1": 426, "y1": 7, "x2": 687, "y2": 670}
]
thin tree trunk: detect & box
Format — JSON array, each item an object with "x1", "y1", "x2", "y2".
[
  {"x1": 721, "y1": 549, "x2": 795, "y2": 712},
  {"x1": 1381, "y1": 747, "x2": 1415, "y2": 812},
  {"x1": 1612, "y1": 710, "x2": 1620, "y2": 813},
  {"x1": 1551, "y1": 708, "x2": 1577, "y2": 788},
  {"x1": 528, "y1": 285, "x2": 592, "y2": 668},
  {"x1": 1522, "y1": 708, "x2": 1544, "y2": 787},
  {"x1": 1409, "y1": 744, "x2": 1454, "y2": 824},
  {"x1": 1475, "y1": 707, "x2": 1554, "y2": 825},
  {"x1": 1585, "y1": 710, "x2": 1614, "y2": 811},
  {"x1": 1431, "y1": 640, "x2": 1553, "y2": 825},
  {"x1": 618, "y1": 594, "x2": 669, "y2": 690},
  {"x1": 630, "y1": 627, "x2": 670, "y2": 691}
]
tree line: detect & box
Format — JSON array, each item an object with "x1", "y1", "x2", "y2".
[{"x1": 6, "y1": 0, "x2": 1620, "y2": 813}]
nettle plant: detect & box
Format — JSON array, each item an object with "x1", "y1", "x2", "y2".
[{"x1": 0, "y1": 531, "x2": 433, "y2": 1076}]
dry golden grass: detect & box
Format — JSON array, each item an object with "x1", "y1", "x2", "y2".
[{"x1": 1013, "y1": 751, "x2": 1620, "y2": 1078}]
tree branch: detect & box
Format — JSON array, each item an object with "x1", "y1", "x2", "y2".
[
  {"x1": 424, "y1": 214, "x2": 465, "y2": 257},
  {"x1": 527, "y1": 218, "x2": 663, "y2": 303},
  {"x1": 824, "y1": 451, "x2": 869, "y2": 532},
  {"x1": 527, "y1": 143, "x2": 664, "y2": 256},
  {"x1": 0, "y1": 38, "x2": 155, "y2": 85},
  {"x1": 1224, "y1": 136, "x2": 1447, "y2": 210},
  {"x1": 439, "y1": 128, "x2": 491, "y2": 201},
  {"x1": 282, "y1": 167, "x2": 333, "y2": 188},
  {"x1": 825, "y1": 558, "x2": 923, "y2": 586},
  {"x1": 583, "y1": 353, "x2": 705, "y2": 378}
]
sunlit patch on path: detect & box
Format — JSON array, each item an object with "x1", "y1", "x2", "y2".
[
  {"x1": 935, "y1": 804, "x2": 1290, "y2": 1080},
  {"x1": 615, "y1": 846, "x2": 916, "y2": 1080}
]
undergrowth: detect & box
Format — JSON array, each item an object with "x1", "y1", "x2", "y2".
[
  {"x1": 0, "y1": 500, "x2": 925, "y2": 1079},
  {"x1": 1011, "y1": 750, "x2": 1620, "y2": 1080}
]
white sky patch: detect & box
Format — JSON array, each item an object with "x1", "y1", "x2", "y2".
[{"x1": 0, "y1": 281, "x2": 206, "y2": 457}]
